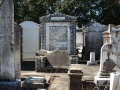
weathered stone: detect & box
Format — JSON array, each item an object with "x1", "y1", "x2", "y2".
[
  {"x1": 0, "y1": 1, "x2": 21, "y2": 89},
  {"x1": 14, "y1": 23, "x2": 21, "y2": 79},
  {"x1": 35, "y1": 56, "x2": 46, "y2": 71},
  {"x1": 0, "y1": 0, "x2": 15, "y2": 81},
  {"x1": 40, "y1": 13, "x2": 77, "y2": 55},
  {"x1": 94, "y1": 77, "x2": 110, "y2": 85},
  {"x1": 36, "y1": 49, "x2": 48, "y2": 56},
  {"x1": 46, "y1": 49, "x2": 69, "y2": 68},
  {"x1": 69, "y1": 55, "x2": 79, "y2": 64},
  {"x1": 110, "y1": 73, "x2": 120, "y2": 90},
  {"x1": 22, "y1": 76, "x2": 46, "y2": 88},
  {"x1": 68, "y1": 64, "x2": 83, "y2": 90},
  {"x1": 87, "y1": 52, "x2": 97, "y2": 65},
  {"x1": 94, "y1": 43, "x2": 117, "y2": 85},
  {"x1": 35, "y1": 49, "x2": 69, "y2": 71},
  {"x1": 100, "y1": 44, "x2": 116, "y2": 74},
  {"x1": 83, "y1": 21, "x2": 108, "y2": 60}
]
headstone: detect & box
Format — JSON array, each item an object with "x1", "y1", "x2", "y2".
[
  {"x1": 0, "y1": 0, "x2": 20, "y2": 89},
  {"x1": 87, "y1": 52, "x2": 97, "y2": 65},
  {"x1": 68, "y1": 64, "x2": 83, "y2": 90},
  {"x1": 110, "y1": 73, "x2": 120, "y2": 90},
  {"x1": 94, "y1": 43, "x2": 117, "y2": 85},
  {"x1": 40, "y1": 13, "x2": 77, "y2": 55},
  {"x1": 22, "y1": 76, "x2": 46, "y2": 88}
]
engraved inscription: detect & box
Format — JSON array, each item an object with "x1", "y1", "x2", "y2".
[{"x1": 49, "y1": 26, "x2": 67, "y2": 50}]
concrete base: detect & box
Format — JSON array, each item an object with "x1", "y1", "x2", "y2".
[
  {"x1": 87, "y1": 61, "x2": 97, "y2": 65},
  {"x1": 0, "y1": 80, "x2": 21, "y2": 90},
  {"x1": 94, "y1": 76, "x2": 110, "y2": 85}
]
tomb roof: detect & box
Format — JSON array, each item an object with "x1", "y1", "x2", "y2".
[
  {"x1": 40, "y1": 13, "x2": 77, "y2": 22},
  {"x1": 19, "y1": 21, "x2": 40, "y2": 29}
]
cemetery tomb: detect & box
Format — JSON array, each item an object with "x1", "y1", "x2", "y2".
[
  {"x1": 82, "y1": 21, "x2": 107, "y2": 60},
  {"x1": 40, "y1": 13, "x2": 77, "y2": 55},
  {"x1": 20, "y1": 21, "x2": 40, "y2": 61}
]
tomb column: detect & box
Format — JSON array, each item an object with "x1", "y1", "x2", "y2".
[{"x1": 68, "y1": 64, "x2": 83, "y2": 90}]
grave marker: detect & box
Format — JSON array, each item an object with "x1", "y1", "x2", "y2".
[
  {"x1": 94, "y1": 43, "x2": 117, "y2": 85},
  {"x1": 87, "y1": 52, "x2": 97, "y2": 65}
]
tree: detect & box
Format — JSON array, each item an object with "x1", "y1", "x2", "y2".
[
  {"x1": 55, "y1": 0, "x2": 99, "y2": 27},
  {"x1": 96, "y1": 0, "x2": 120, "y2": 25},
  {"x1": 14, "y1": 0, "x2": 57, "y2": 24},
  {"x1": 14, "y1": 0, "x2": 120, "y2": 26}
]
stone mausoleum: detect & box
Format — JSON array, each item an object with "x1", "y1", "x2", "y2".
[
  {"x1": 40, "y1": 13, "x2": 77, "y2": 55},
  {"x1": 82, "y1": 21, "x2": 108, "y2": 60}
]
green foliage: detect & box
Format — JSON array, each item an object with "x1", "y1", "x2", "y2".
[
  {"x1": 96, "y1": 0, "x2": 120, "y2": 25},
  {"x1": 14, "y1": 0, "x2": 120, "y2": 27}
]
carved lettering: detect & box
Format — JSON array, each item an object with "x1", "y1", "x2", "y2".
[{"x1": 49, "y1": 26, "x2": 67, "y2": 50}]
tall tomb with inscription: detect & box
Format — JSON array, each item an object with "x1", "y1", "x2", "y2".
[
  {"x1": 0, "y1": 0, "x2": 20, "y2": 90},
  {"x1": 40, "y1": 13, "x2": 77, "y2": 55}
]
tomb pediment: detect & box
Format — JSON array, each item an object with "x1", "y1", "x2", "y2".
[
  {"x1": 83, "y1": 21, "x2": 107, "y2": 32},
  {"x1": 40, "y1": 13, "x2": 77, "y2": 22}
]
